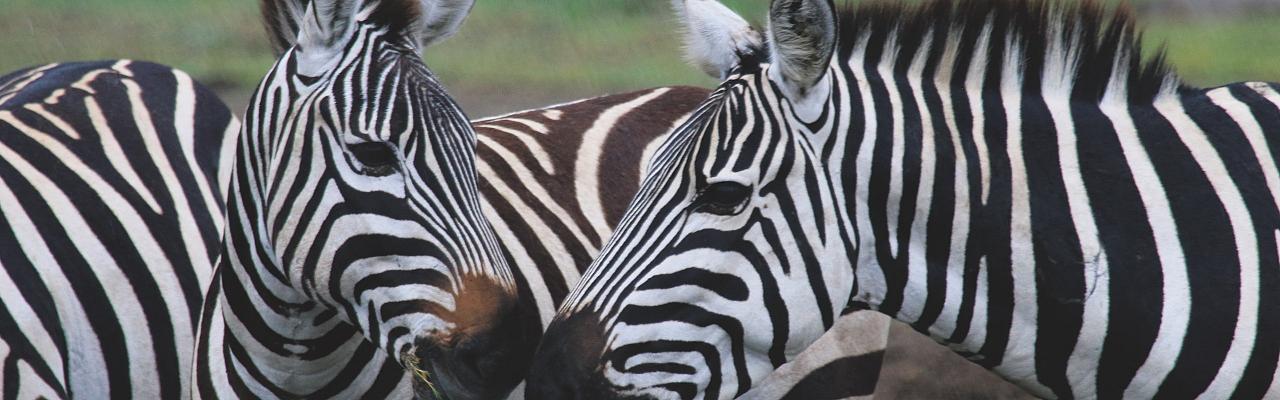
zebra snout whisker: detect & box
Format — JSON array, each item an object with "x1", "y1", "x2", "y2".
[{"x1": 409, "y1": 291, "x2": 540, "y2": 400}]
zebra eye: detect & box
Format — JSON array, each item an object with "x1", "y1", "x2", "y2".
[
  {"x1": 693, "y1": 181, "x2": 752, "y2": 216},
  {"x1": 349, "y1": 142, "x2": 399, "y2": 177}
]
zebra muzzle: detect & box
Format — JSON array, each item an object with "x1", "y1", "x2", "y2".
[{"x1": 403, "y1": 348, "x2": 447, "y2": 400}]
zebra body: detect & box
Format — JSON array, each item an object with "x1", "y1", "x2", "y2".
[
  {"x1": 0, "y1": 60, "x2": 238, "y2": 399},
  {"x1": 530, "y1": 0, "x2": 1280, "y2": 399},
  {"x1": 474, "y1": 86, "x2": 710, "y2": 324}
]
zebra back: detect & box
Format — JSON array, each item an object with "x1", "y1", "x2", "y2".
[{"x1": 0, "y1": 60, "x2": 238, "y2": 399}]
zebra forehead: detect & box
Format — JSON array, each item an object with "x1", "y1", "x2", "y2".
[{"x1": 261, "y1": 0, "x2": 426, "y2": 54}]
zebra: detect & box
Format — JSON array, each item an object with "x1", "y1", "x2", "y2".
[
  {"x1": 194, "y1": 0, "x2": 888, "y2": 397},
  {"x1": 0, "y1": 60, "x2": 238, "y2": 398},
  {"x1": 191, "y1": 0, "x2": 543, "y2": 398},
  {"x1": 477, "y1": 87, "x2": 891, "y2": 399},
  {"x1": 528, "y1": 0, "x2": 1280, "y2": 398},
  {"x1": 474, "y1": 86, "x2": 711, "y2": 323}
]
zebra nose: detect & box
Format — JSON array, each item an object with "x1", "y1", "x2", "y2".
[
  {"x1": 525, "y1": 311, "x2": 624, "y2": 400},
  {"x1": 420, "y1": 292, "x2": 541, "y2": 400}
]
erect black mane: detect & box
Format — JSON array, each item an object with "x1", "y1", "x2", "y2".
[
  {"x1": 261, "y1": 0, "x2": 423, "y2": 55},
  {"x1": 833, "y1": 0, "x2": 1190, "y2": 103}
]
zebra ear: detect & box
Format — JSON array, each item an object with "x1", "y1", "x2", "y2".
[
  {"x1": 413, "y1": 0, "x2": 475, "y2": 49},
  {"x1": 293, "y1": 0, "x2": 360, "y2": 69},
  {"x1": 767, "y1": 0, "x2": 836, "y2": 101},
  {"x1": 261, "y1": 0, "x2": 310, "y2": 56},
  {"x1": 672, "y1": 0, "x2": 763, "y2": 80}
]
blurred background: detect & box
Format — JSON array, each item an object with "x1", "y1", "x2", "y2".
[
  {"x1": 7, "y1": 0, "x2": 1280, "y2": 117},
  {"x1": 5, "y1": 0, "x2": 1280, "y2": 398}
]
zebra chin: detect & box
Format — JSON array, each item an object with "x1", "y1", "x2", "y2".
[{"x1": 404, "y1": 274, "x2": 542, "y2": 400}]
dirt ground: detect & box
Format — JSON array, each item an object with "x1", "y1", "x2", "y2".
[{"x1": 878, "y1": 322, "x2": 1033, "y2": 399}]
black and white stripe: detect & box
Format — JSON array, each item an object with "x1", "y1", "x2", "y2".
[
  {"x1": 192, "y1": 1, "x2": 539, "y2": 399},
  {"x1": 0, "y1": 60, "x2": 237, "y2": 399},
  {"x1": 530, "y1": 0, "x2": 1280, "y2": 399},
  {"x1": 474, "y1": 86, "x2": 710, "y2": 324},
  {"x1": 478, "y1": 87, "x2": 890, "y2": 400}
]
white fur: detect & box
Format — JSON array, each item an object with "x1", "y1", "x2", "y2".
[
  {"x1": 295, "y1": 0, "x2": 358, "y2": 76},
  {"x1": 672, "y1": 0, "x2": 762, "y2": 79},
  {"x1": 776, "y1": 69, "x2": 830, "y2": 123},
  {"x1": 416, "y1": 0, "x2": 474, "y2": 48}
]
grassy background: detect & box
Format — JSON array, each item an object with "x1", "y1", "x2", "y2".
[
  {"x1": 5, "y1": 0, "x2": 1280, "y2": 116},
  {"x1": 2, "y1": 0, "x2": 764, "y2": 115}
]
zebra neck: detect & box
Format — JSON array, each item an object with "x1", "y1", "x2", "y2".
[
  {"x1": 840, "y1": 75, "x2": 1269, "y2": 399},
  {"x1": 216, "y1": 189, "x2": 398, "y2": 395},
  {"x1": 840, "y1": 73, "x2": 1062, "y2": 383},
  {"x1": 218, "y1": 281, "x2": 379, "y2": 394}
]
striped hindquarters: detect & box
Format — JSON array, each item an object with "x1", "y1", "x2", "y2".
[{"x1": 0, "y1": 60, "x2": 238, "y2": 399}]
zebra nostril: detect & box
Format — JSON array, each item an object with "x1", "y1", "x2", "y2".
[
  {"x1": 449, "y1": 338, "x2": 497, "y2": 389},
  {"x1": 410, "y1": 288, "x2": 539, "y2": 400},
  {"x1": 526, "y1": 311, "x2": 614, "y2": 400}
]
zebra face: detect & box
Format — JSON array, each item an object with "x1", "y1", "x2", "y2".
[
  {"x1": 527, "y1": 1, "x2": 847, "y2": 399},
  {"x1": 237, "y1": 0, "x2": 536, "y2": 398},
  {"x1": 532, "y1": 76, "x2": 853, "y2": 400}
]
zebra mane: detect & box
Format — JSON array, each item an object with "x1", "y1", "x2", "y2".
[
  {"x1": 833, "y1": 0, "x2": 1190, "y2": 103},
  {"x1": 261, "y1": 0, "x2": 424, "y2": 55}
]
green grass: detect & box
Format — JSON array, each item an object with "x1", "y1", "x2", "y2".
[
  {"x1": 1144, "y1": 16, "x2": 1280, "y2": 86},
  {"x1": 2, "y1": 0, "x2": 1278, "y2": 101},
  {"x1": 2, "y1": 0, "x2": 274, "y2": 90},
  {"x1": 425, "y1": 0, "x2": 769, "y2": 98}
]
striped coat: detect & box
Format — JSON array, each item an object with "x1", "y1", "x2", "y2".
[
  {"x1": 0, "y1": 60, "x2": 237, "y2": 399},
  {"x1": 476, "y1": 86, "x2": 890, "y2": 399},
  {"x1": 529, "y1": 0, "x2": 1280, "y2": 398}
]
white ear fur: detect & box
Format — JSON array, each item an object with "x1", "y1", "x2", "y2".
[
  {"x1": 672, "y1": 0, "x2": 763, "y2": 79},
  {"x1": 766, "y1": 0, "x2": 836, "y2": 112},
  {"x1": 295, "y1": 0, "x2": 359, "y2": 75},
  {"x1": 263, "y1": 0, "x2": 310, "y2": 55},
  {"x1": 415, "y1": 0, "x2": 474, "y2": 49}
]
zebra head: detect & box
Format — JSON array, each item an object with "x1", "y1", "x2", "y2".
[
  {"x1": 235, "y1": 0, "x2": 536, "y2": 397},
  {"x1": 527, "y1": 0, "x2": 852, "y2": 399}
]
